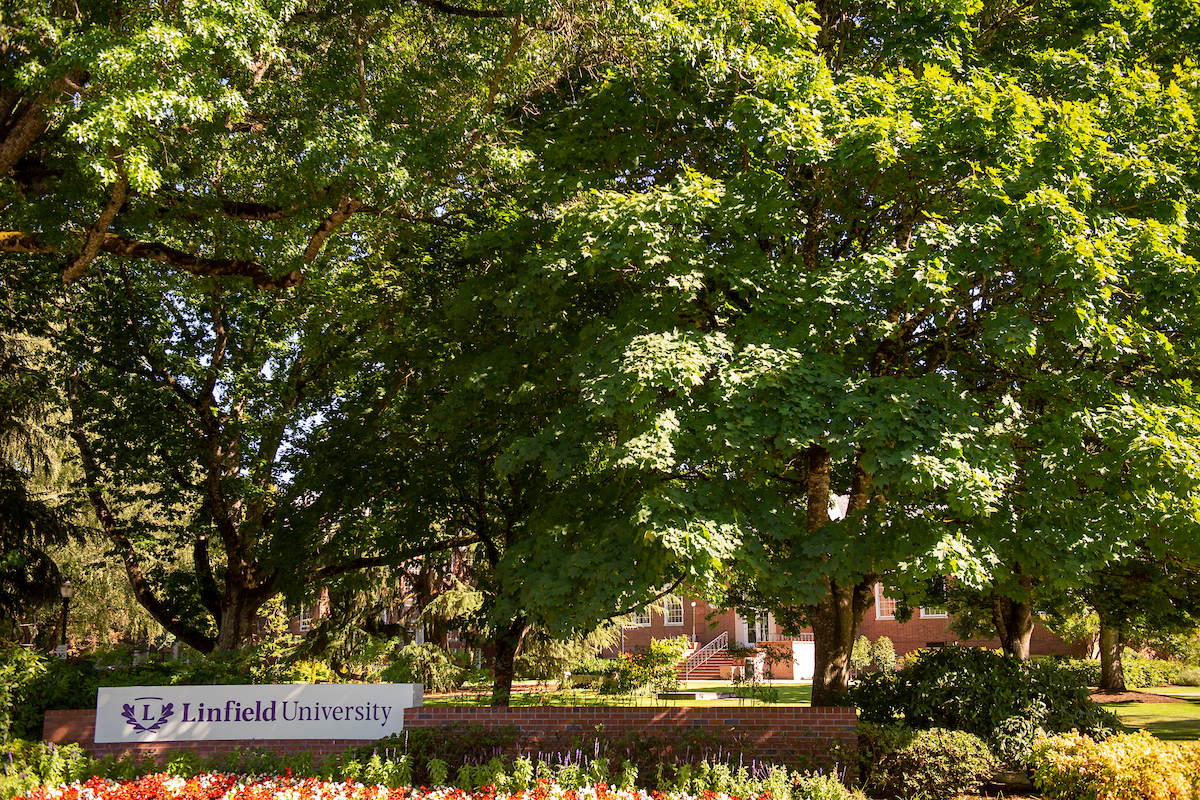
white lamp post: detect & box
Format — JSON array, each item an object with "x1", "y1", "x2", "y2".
[{"x1": 691, "y1": 601, "x2": 697, "y2": 643}]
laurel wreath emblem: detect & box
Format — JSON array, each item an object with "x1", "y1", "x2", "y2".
[{"x1": 121, "y1": 702, "x2": 174, "y2": 733}]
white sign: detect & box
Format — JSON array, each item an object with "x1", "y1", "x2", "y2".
[{"x1": 95, "y1": 683, "x2": 423, "y2": 743}]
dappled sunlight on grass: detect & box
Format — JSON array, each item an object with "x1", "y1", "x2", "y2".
[
  {"x1": 425, "y1": 680, "x2": 813, "y2": 707},
  {"x1": 1102, "y1": 699, "x2": 1200, "y2": 741}
]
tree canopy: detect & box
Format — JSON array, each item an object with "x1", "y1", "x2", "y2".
[
  {"x1": 450, "y1": 0, "x2": 1200, "y2": 703},
  {"x1": 4, "y1": 0, "x2": 1200, "y2": 706},
  {"x1": 3, "y1": 0, "x2": 648, "y2": 654}
]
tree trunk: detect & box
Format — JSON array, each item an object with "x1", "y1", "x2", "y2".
[
  {"x1": 490, "y1": 615, "x2": 529, "y2": 706},
  {"x1": 810, "y1": 578, "x2": 877, "y2": 706},
  {"x1": 805, "y1": 445, "x2": 876, "y2": 706},
  {"x1": 991, "y1": 594, "x2": 1034, "y2": 659},
  {"x1": 213, "y1": 579, "x2": 272, "y2": 652},
  {"x1": 990, "y1": 569, "x2": 1034, "y2": 660},
  {"x1": 1099, "y1": 622, "x2": 1126, "y2": 692}
]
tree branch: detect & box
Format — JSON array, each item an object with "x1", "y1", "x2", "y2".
[
  {"x1": 610, "y1": 572, "x2": 688, "y2": 618},
  {"x1": 309, "y1": 534, "x2": 486, "y2": 582},
  {"x1": 0, "y1": 93, "x2": 49, "y2": 178},
  {"x1": 303, "y1": 196, "x2": 362, "y2": 264},
  {"x1": 1, "y1": 231, "x2": 302, "y2": 290},
  {"x1": 465, "y1": 18, "x2": 527, "y2": 152},
  {"x1": 217, "y1": 198, "x2": 304, "y2": 221},
  {"x1": 62, "y1": 164, "x2": 128, "y2": 284}
]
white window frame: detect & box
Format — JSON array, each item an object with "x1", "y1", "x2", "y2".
[
  {"x1": 874, "y1": 583, "x2": 897, "y2": 620},
  {"x1": 298, "y1": 607, "x2": 313, "y2": 632},
  {"x1": 664, "y1": 597, "x2": 684, "y2": 626},
  {"x1": 633, "y1": 608, "x2": 651, "y2": 626},
  {"x1": 920, "y1": 606, "x2": 949, "y2": 619}
]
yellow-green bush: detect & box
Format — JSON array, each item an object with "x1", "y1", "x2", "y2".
[{"x1": 1032, "y1": 731, "x2": 1200, "y2": 800}]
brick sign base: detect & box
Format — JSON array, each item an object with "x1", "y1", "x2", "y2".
[
  {"x1": 46, "y1": 705, "x2": 858, "y2": 773},
  {"x1": 44, "y1": 710, "x2": 376, "y2": 762}
]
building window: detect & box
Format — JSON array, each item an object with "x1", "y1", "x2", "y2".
[
  {"x1": 744, "y1": 612, "x2": 770, "y2": 645},
  {"x1": 874, "y1": 584, "x2": 897, "y2": 620},
  {"x1": 664, "y1": 596, "x2": 684, "y2": 625},
  {"x1": 920, "y1": 576, "x2": 949, "y2": 618},
  {"x1": 633, "y1": 608, "x2": 651, "y2": 626},
  {"x1": 298, "y1": 608, "x2": 313, "y2": 633}
]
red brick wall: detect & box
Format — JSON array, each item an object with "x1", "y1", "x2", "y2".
[
  {"x1": 46, "y1": 706, "x2": 857, "y2": 774},
  {"x1": 43, "y1": 709, "x2": 377, "y2": 763},
  {"x1": 405, "y1": 706, "x2": 856, "y2": 773}
]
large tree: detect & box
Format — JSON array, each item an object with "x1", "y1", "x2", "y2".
[
  {"x1": 445, "y1": 0, "x2": 1200, "y2": 706},
  {"x1": 278, "y1": 187, "x2": 731, "y2": 703},
  {"x1": 2, "y1": 0, "x2": 629, "y2": 651}
]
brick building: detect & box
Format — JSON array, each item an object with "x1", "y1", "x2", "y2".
[
  {"x1": 604, "y1": 586, "x2": 1086, "y2": 681},
  {"x1": 857, "y1": 583, "x2": 1082, "y2": 657}
]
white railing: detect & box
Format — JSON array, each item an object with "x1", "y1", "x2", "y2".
[
  {"x1": 759, "y1": 632, "x2": 813, "y2": 642},
  {"x1": 683, "y1": 631, "x2": 728, "y2": 678}
]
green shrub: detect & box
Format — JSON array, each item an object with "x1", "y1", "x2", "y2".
[
  {"x1": 2, "y1": 651, "x2": 99, "y2": 741},
  {"x1": 0, "y1": 647, "x2": 47, "y2": 741},
  {"x1": 1038, "y1": 653, "x2": 1183, "y2": 690},
  {"x1": 792, "y1": 772, "x2": 852, "y2": 800},
  {"x1": 852, "y1": 636, "x2": 897, "y2": 675},
  {"x1": 852, "y1": 645, "x2": 1118, "y2": 765},
  {"x1": 871, "y1": 637, "x2": 896, "y2": 671},
  {"x1": 1143, "y1": 631, "x2": 1200, "y2": 666},
  {"x1": 364, "y1": 724, "x2": 523, "y2": 785},
  {"x1": 1121, "y1": 653, "x2": 1149, "y2": 689},
  {"x1": 573, "y1": 656, "x2": 621, "y2": 676},
  {"x1": 1036, "y1": 655, "x2": 1101, "y2": 687},
  {"x1": 1032, "y1": 730, "x2": 1200, "y2": 800},
  {"x1": 1120, "y1": 650, "x2": 1182, "y2": 689},
  {"x1": 0, "y1": 644, "x2": 333, "y2": 741},
  {"x1": 605, "y1": 637, "x2": 689, "y2": 695},
  {"x1": 1148, "y1": 658, "x2": 1182, "y2": 688},
  {"x1": 162, "y1": 749, "x2": 210, "y2": 777},
  {"x1": 366, "y1": 723, "x2": 846, "y2": 790},
  {"x1": 1175, "y1": 667, "x2": 1200, "y2": 686},
  {"x1": 380, "y1": 643, "x2": 465, "y2": 693},
  {"x1": 859, "y1": 723, "x2": 997, "y2": 800},
  {"x1": 851, "y1": 636, "x2": 872, "y2": 673},
  {"x1": 0, "y1": 740, "x2": 99, "y2": 799}
]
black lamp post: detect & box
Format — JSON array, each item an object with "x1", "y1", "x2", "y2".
[{"x1": 58, "y1": 580, "x2": 73, "y2": 657}]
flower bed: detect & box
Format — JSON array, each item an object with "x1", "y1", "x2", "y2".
[
  {"x1": 1032, "y1": 730, "x2": 1200, "y2": 800},
  {"x1": 12, "y1": 775, "x2": 850, "y2": 800}
]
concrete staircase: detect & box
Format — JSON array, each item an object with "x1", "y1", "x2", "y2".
[
  {"x1": 675, "y1": 632, "x2": 741, "y2": 681},
  {"x1": 676, "y1": 651, "x2": 745, "y2": 681}
]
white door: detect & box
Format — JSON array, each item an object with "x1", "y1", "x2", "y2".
[
  {"x1": 755, "y1": 614, "x2": 771, "y2": 643},
  {"x1": 742, "y1": 612, "x2": 770, "y2": 646},
  {"x1": 795, "y1": 640, "x2": 815, "y2": 679}
]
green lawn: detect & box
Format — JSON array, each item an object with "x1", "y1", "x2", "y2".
[
  {"x1": 1102, "y1": 698, "x2": 1200, "y2": 741},
  {"x1": 424, "y1": 680, "x2": 812, "y2": 707},
  {"x1": 1142, "y1": 685, "x2": 1200, "y2": 697},
  {"x1": 686, "y1": 681, "x2": 813, "y2": 705}
]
